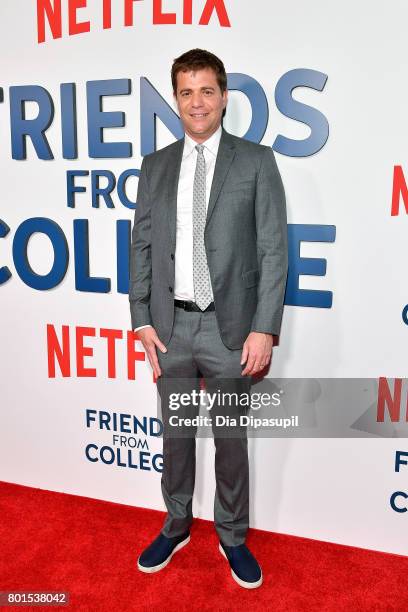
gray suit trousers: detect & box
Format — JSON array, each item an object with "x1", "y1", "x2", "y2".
[{"x1": 157, "y1": 306, "x2": 252, "y2": 546}]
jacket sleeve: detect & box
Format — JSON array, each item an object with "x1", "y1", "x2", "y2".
[
  {"x1": 129, "y1": 155, "x2": 154, "y2": 330},
  {"x1": 250, "y1": 147, "x2": 288, "y2": 336}
]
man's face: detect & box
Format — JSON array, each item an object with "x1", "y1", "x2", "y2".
[{"x1": 174, "y1": 67, "x2": 228, "y2": 143}]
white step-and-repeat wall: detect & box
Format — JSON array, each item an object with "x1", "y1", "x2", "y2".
[{"x1": 1, "y1": 1, "x2": 407, "y2": 555}]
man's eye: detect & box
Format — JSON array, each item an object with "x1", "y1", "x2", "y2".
[{"x1": 204, "y1": 90, "x2": 213, "y2": 95}]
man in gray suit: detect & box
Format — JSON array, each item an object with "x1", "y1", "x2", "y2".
[{"x1": 129, "y1": 49, "x2": 288, "y2": 589}]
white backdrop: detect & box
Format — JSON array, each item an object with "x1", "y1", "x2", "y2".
[{"x1": 1, "y1": 1, "x2": 407, "y2": 556}]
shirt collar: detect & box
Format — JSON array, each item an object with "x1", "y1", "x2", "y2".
[{"x1": 183, "y1": 124, "x2": 222, "y2": 159}]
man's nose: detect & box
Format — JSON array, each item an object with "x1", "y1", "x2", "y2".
[{"x1": 191, "y1": 92, "x2": 204, "y2": 107}]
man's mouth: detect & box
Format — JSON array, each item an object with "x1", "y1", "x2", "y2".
[{"x1": 190, "y1": 113, "x2": 209, "y2": 118}]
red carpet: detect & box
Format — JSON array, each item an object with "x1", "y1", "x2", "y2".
[{"x1": 0, "y1": 481, "x2": 407, "y2": 611}]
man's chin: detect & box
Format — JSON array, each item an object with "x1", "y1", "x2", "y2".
[
  {"x1": 186, "y1": 124, "x2": 217, "y2": 139},
  {"x1": 189, "y1": 125, "x2": 208, "y2": 134}
]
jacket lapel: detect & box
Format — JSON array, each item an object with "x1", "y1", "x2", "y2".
[
  {"x1": 205, "y1": 127, "x2": 236, "y2": 228},
  {"x1": 166, "y1": 136, "x2": 185, "y2": 248}
]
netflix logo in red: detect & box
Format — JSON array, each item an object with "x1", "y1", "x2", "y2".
[
  {"x1": 47, "y1": 323, "x2": 151, "y2": 380},
  {"x1": 37, "y1": 0, "x2": 231, "y2": 43},
  {"x1": 391, "y1": 166, "x2": 408, "y2": 216}
]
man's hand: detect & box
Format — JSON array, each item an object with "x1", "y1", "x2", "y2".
[
  {"x1": 241, "y1": 331, "x2": 273, "y2": 376},
  {"x1": 137, "y1": 327, "x2": 167, "y2": 378}
]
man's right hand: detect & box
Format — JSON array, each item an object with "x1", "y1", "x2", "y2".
[{"x1": 137, "y1": 326, "x2": 167, "y2": 378}]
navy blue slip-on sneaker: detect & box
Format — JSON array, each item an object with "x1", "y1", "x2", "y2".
[
  {"x1": 137, "y1": 531, "x2": 190, "y2": 573},
  {"x1": 219, "y1": 541, "x2": 263, "y2": 589}
]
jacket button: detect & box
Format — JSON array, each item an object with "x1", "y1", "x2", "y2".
[
  {"x1": 170, "y1": 253, "x2": 174, "y2": 260},
  {"x1": 168, "y1": 286, "x2": 173, "y2": 293}
]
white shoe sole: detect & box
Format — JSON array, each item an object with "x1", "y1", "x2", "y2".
[
  {"x1": 137, "y1": 535, "x2": 190, "y2": 573},
  {"x1": 219, "y1": 543, "x2": 263, "y2": 589}
]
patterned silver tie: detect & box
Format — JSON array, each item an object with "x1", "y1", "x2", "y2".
[{"x1": 193, "y1": 144, "x2": 212, "y2": 310}]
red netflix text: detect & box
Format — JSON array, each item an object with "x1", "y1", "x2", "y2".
[
  {"x1": 391, "y1": 165, "x2": 408, "y2": 216},
  {"x1": 37, "y1": 0, "x2": 231, "y2": 43},
  {"x1": 377, "y1": 377, "x2": 408, "y2": 422},
  {"x1": 46, "y1": 323, "x2": 151, "y2": 380}
]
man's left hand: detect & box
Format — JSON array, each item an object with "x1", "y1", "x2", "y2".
[{"x1": 240, "y1": 332, "x2": 273, "y2": 376}]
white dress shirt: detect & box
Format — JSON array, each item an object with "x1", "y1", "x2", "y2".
[{"x1": 135, "y1": 125, "x2": 222, "y2": 332}]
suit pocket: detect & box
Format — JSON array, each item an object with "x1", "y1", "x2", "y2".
[
  {"x1": 222, "y1": 179, "x2": 255, "y2": 196},
  {"x1": 242, "y1": 268, "x2": 259, "y2": 288},
  {"x1": 223, "y1": 188, "x2": 254, "y2": 198}
]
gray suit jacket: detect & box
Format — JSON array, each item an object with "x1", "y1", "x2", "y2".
[{"x1": 129, "y1": 127, "x2": 288, "y2": 350}]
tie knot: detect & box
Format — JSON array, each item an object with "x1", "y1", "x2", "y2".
[{"x1": 195, "y1": 144, "x2": 205, "y2": 154}]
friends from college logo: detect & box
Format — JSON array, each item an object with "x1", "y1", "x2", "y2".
[{"x1": 85, "y1": 409, "x2": 163, "y2": 472}]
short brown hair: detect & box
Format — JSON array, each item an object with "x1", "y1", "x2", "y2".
[{"x1": 171, "y1": 48, "x2": 227, "y2": 95}]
